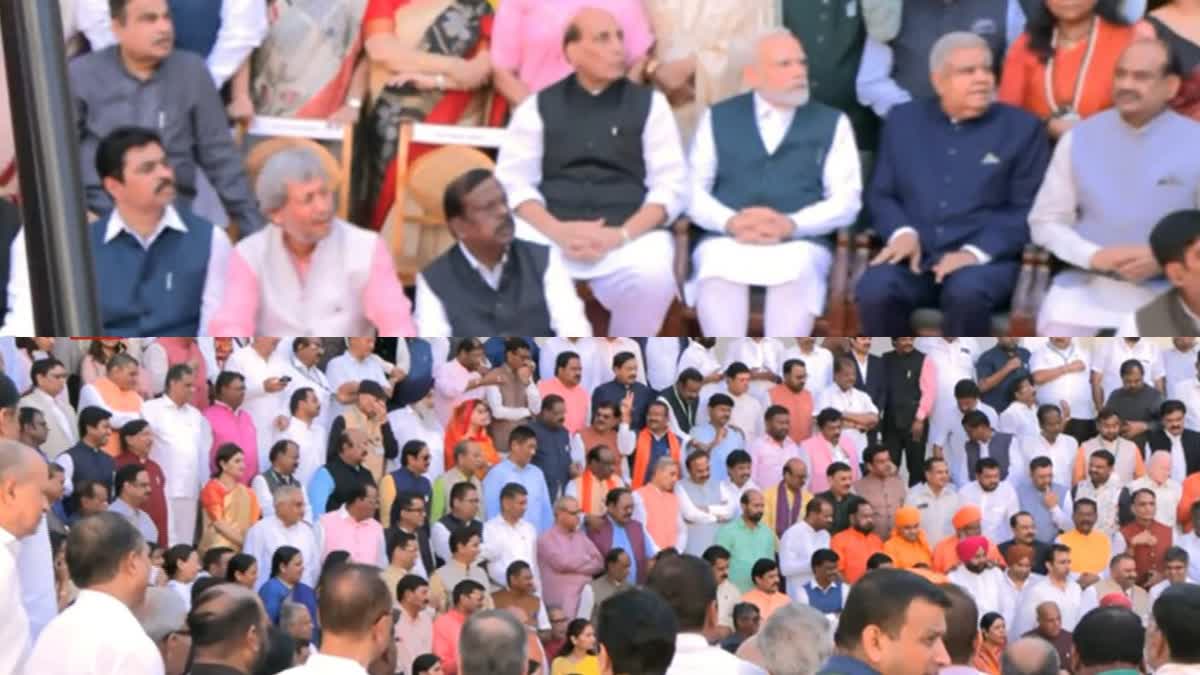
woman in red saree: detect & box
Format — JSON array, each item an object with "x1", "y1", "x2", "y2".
[
  {"x1": 443, "y1": 399, "x2": 500, "y2": 477},
  {"x1": 353, "y1": 0, "x2": 505, "y2": 231}
]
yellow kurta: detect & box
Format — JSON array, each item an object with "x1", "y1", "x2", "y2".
[
  {"x1": 643, "y1": 0, "x2": 779, "y2": 141},
  {"x1": 763, "y1": 485, "x2": 812, "y2": 534}
]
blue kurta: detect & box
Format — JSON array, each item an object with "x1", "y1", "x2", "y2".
[{"x1": 482, "y1": 459, "x2": 555, "y2": 533}]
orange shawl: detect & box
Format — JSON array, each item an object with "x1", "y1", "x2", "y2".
[
  {"x1": 580, "y1": 470, "x2": 620, "y2": 515},
  {"x1": 974, "y1": 642, "x2": 1003, "y2": 675},
  {"x1": 631, "y1": 429, "x2": 680, "y2": 490},
  {"x1": 443, "y1": 399, "x2": 500, "y2": 478},
  {"x1": 883, "y1": 533, "x2": 933, "y2": 570}
]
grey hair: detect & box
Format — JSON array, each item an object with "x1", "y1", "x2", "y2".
[
  {"x1": 0, "y1": 439, "x2": 36, "y2": 481},
  {"x1": 459, "y1": 609, "x2": 528, "y2": 675},
  {"x1": 758, "y1": 603, "x2": 834, "y2": 675},
  {"x1": 135, "y1": 586, "x2": 189, "y2": 643},
  {"x1": 652, "y1": 456, "x2": 679, "y2": 475},
  {"x1": 554, "y1": 495, "x2": 580, "y2": 512},
  {"x1": 732, "y1": 26, "x2": 800, "y2": 78},
  {"x1": 929, "y1": 31, "x2": 992, "y2": 74},
  {"x1": 272, "y1": 484, "x2": 304, "y2": 506},
  {"x1": 255, "y1": 147, "x2": 330, "y2": 214},
  {"x1": 279, "y1": 600, "x2": 310, "y2": 630}
]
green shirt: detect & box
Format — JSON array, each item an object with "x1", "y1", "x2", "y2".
[{"x1": 715, "y1": 519, "x2": 778, "y2": 593}]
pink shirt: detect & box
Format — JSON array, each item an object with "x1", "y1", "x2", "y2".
[
  {"x1": 537, "y1": 377, "x2": 590, "y2": 435},
  {"x1": 750, "y1": 435, "x2": 806, "y2": 491},
  {"x1": 802, "y1": 435, "x2": 863, "y2": 494},
  {"x1": 433, "y1": 609, "x2": 468, "y2": 675},
  {"x1": 433, "y1": 359, "x2": 481, "y2": 426},
  {"x1": 537, "y1": 525, "x2": 604, "y2": 618},
  {"x1": 491, "y1": 0, "x2": 654, "y2": 93},
  {"x1": 318, "y1": 508, "x2": 387, "y2": 568},
  {"x1": 203, "y1": 401, "x2": 259, "y2": 485},
  {"x1": 395, "y1": 606, "x2": 434, "y2": 674}
]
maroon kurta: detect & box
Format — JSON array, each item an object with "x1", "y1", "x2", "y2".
[
  {"x1": 1120, "y1": 520, "x2": 1172, "y2": 588},
  {"x1": 114, "y1": 452, "x2": 169, "y2": 548}
]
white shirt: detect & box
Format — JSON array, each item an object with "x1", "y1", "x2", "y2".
[
  {"x1": 905, "y1": 482, "x2": 961, "y2": 546},
  {"x1": 815, "y1": 384, "x2": 879, "y2": 454},
  {"x1": 781, "y1": 343, "x2": 835, "y2": 400},
  {"x1": 481, "y1": 515, "x2": 541, "y2": 590},
  {"x1": 779, "y1": 520, "x2": 830, "y2": 599},
  {"x1": 108, "y1": 498, "x2": 159, "y2": 544},
  {"x1": 497, "y1": 87, "x2": 688, "y2": 233},
  {"x1": 1015, "y1": 433, "x2": 1077, "y2": 490},
  {"x1": 143, "y1": 396, "x2": 210, "y2": 499},
  {"x1": 644, "y1": 338, "x2": 685, "y2": 392},
  {"x1": 689, "y1": 96, "x2": 861, "y2": 236},
  {"x1": 0, "y1": 526, "x2": 30, "y2": 675},
  {"x1": 1091, "y1": 338, "x2": 1161, "y2": 403},
  {"x1": 1165, "y1": 430, "x2": 1190, "y2": 485},
  {"x1": 958, "y1": 480, "x2": 1021, "y2": 545},
  {"x1": 587, "y1": 338, "x2": 648, "y2": 391},
  {"x1": 1128, "y1": 475, "x2": 1183, "y2": 533},
  {"x1": 278, "y1": 416, "x2": 328, "y2": 491},
  {"x1": 1172, "y1": 379, "x2": 1200, "y2": 433},
  {"x1": 0, "y1": 230, "x2": 33, "y2": 336},
  {"x1": 26, "y1": 589, "x2": 165, "y2": 675},
  {"x1": 569, "y1": 424, "x2": 637, "y2": 468},
  {"x1": 386, "y1": 406, "x2": 444, "y2": 481},
  {"x1": 667, "y1": 633, "x2": 767, "y2": 675},
  {"x1": 725, "y1": 338, "x2": 787, "y2": 402},
  {"x1": 78, "y1": 383, "x2": 143, "y2": 432},
  {"x1": 943, "y1": 403, "x2": 999, "y2": 488},
  {"x1": 1029, "y1": 340, "x2": 1096, "y2": 420},
  {"x1": 1177, "y1": 532, "x2": 1200, "y2": 583},
  {"x1": 77, "y1": 0, "x2": 267, "y2": 86},
  {"x1": 1012, "y1": 577, "x2": 1083, "y2": 637},
  {"x1": 947, "y1": 565, "x2": 1007, "y2": 617},
  {"x1": 540, "y1": 338, "x2": 598, "y2": 390},
  {"x1": 244, "y1": 516, "x2": 321, "y2": 590},
  {"x1": 719, "y1": 478, "x2": 760, "y2": 521},
  {"x1": 998, "y1": 401, "x2": 1039, "y2": 440},
  {"x1": 1159, "y1": 346, "x2": 1200, "y2": 395},
  {"x1": 998, "y1": 572, "x2": 1045, "y2": 629},
  {"x1": 1151, "y1": 577, "x2": 1197, "y2": 602},
  {"x1": 277, "y1": 353, "x2": 337, "y2": 433},
  {"x1": 484, "y1": 375, "x2": 542, "y2": 423},
  {"x1": 18, "y1": 516, "x2": 57, "y2": 641},
  {"x1": 325, "y1": 351, "x2": 393, "y2": 420},
  {"x1": 677, "y1": 341, "x2": 722, "y2": 381},
  {"x1": 925, "y1": 339, "x2": 984, "y2": 458},
  {"x1": 225, "y1": 344, "x2": 289, "y2": 456},
  {"x1": 415, "y1": 244, "x2": 591, "y2": 339},
  {"x1": 279, "y1": 652, "x2": 369, "y2": 675}
]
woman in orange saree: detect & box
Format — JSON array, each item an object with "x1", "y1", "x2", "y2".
[
  {"x1": 973, "y1": 612, "x2": 1006, "y2": 675},
  {"x1": 353, "y1": 0, "x2": 505, "y2": 231},
  {"x1": 199, "y1": 443, "x2": 262, "y2": 555},
  {"x1": 443, "y1": 398, "x2": 499, "y2": 477}
]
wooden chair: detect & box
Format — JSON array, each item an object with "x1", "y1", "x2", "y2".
[
  {"x1": 390, "y1": 121, "x2": 505, "y2": 284},
  {"x1": 834, "y1": 230, "x2": 1052, "y2": 336},
  {"x1": 666, "y1": 221, "x2": 857, "y2": 337},
  {"x1": 240, "y1": 116, "x2": 355, "y2": 240}
]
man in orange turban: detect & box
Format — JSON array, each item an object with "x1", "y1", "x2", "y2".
[
  {"x1": 932, "y1": 505, "x2": 1005, "y2": 573},
  {"x1": 883, "y1": 506, "x2": 932, "y2": 569}
]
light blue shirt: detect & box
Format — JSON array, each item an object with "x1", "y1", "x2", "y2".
[
  {"x1": 482, "y1": 459, "x2": 554, "y2": 533},
  {"x1": 690, "y1": 424, "x2": 746, "y2": 483},
  {"x1": 608, "y1": 515, "x2": 659, "y2": 584},
  {"x1": 307, "y1": 467, "x2": 334, "y2": 517}
]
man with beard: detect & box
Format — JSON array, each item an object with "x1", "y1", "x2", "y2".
[
  {"x1": 830, "y1": 499, "x2": 884, "y2": 583},
  {"x1": 187, "y1": 583, "x2": 271, "y2": 675},
  {"x1": 947, "y1": 536, "x2": 1006, "y2": 617},
  {"x1": 687, "y1": 29, "x2": 861, "y2": 337},
  {"x1": 770, "y1": 359, "x2": 814, "y2": 445},
  {"x1": 415, "y1": 169, "x2": 590, "y2": 336},
  {"x1": 1033, "y1": 40, "x2": 1200, "y2": 335},
  {"x1": 977, "y1": 338, "x2": 1032, "y2": 413},
  {"x1": 715, "y1": 489, "x2": 778, "y2": 593},
  {"x1": 88, "y1": 127, "x2": 232, "y2": 336}
]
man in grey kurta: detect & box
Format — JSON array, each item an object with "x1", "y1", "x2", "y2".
[{"x1": 69, "y1": 0, "x2": 264, "y2": 232}]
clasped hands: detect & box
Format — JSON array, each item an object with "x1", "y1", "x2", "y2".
[
  {"x1": 725, "y1": 207, "x2": 795, "y2": 245},
  {"x1": 1090, "y1": 245, "x2": 1161, "y2": 284},
  {"x1": 557, "y1": 220, "x2": 624, "y2": 263},
  {"x1": 870, "y1": 230, "x2": 980, "y2": 283}
]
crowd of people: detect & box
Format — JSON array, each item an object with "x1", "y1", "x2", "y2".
[
  {"x1": 5, "y1": 335, "x2": 1200, "y2": 675},
  {"x1": 4, "y1": 0, "x2": 1200, "y2": 335}
]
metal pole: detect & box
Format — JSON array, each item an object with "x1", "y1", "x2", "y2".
[{"x1": 0, "y1": 0, "x2": 101, "y2": 334}]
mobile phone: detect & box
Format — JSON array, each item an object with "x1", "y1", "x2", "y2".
[{"x1": 279, "y1": 376, "x2": 292, "y2": 385}]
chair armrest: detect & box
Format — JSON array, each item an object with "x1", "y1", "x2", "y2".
[
  {"x1": 1008, "y1": 246, "x2": 1053, "y2": 336},
  {"x1": 672, "y1": 217, "x2": 691, "y2": 295},
  {"x1": 823, "y1": 227, "x2": 855, "y2": 336}
]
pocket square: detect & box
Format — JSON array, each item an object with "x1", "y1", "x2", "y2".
[{"x1": 981, "y1": 152, "x2": 1001, "y2": 165}]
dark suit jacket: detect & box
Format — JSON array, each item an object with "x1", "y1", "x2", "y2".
[
  {"x1": 592, "y1": 380, "x2": 653, "y2": 431},
  {"x1": 854, "y1": 354, "x2": 888, "y2": 416},
  {"x1": 965, "y1": 431, "x2": 1014, "y2": 480},
  {"x1": 1148, "y1": 429, "x2": 1200, "y2": 475}
]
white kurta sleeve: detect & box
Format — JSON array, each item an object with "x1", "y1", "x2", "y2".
[
  {"x1": 207, "y1": 0, "x2": 268, "y2": 86},
  {"x1": 485, "y1": 384, "x2": 532, "y2": 421},
  {"x1": 641, "y1": 92, "x2": 689, "y2": 223},
  {"x1": 616, "y1": 424, "x2": 636, "y2": 457},
  {"x1": 788, "y1": 115, "x2": 862, "y2": 238},
  {"x1": 856, "y1": 38, "x2": 912, "y2": 117},
  {"x1": 413, "y1": 274, "x2": 453, "y2": 339},
  {"x1": 544, "y1": 249, "x2": 593, "y2": 338},
  {"x1": 687, "y1": 108, "x2": 737, "y2": 234},
  {"x1": 0, "y1": 230, "x2": 33, "y2": 336},
  {"x1": 1029, "y1": 133, "x2": 1098, "y2": 270},
  {"x1": 496, "y1": 96, "x2": 548, "y2": 210}
]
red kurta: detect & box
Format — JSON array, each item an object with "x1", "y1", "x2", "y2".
[
  {"x1": 114, "y1": 452, "x2": 169, "y2": 548},
  {"x1": 1121, "y1": 520, "x2": 1173, "y2": 588}
]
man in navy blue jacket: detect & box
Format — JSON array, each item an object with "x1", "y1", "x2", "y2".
[{"x1": 856, "y1": 31, "x2": 1050, "y2": 336}]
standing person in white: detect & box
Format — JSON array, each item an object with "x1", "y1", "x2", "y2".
[
  {"x1": 143, "y1": 367, "x2": 210, "y2": 547},
  {"x1": 326, "y1": 337, "x2": 405, "y2": 420},
  {"x1": 924, "y1": 338, "x2": 981, "y2": 457},
  {"x1": 815, "y1": 358, "x2": 880, "y2": 457},
  {"x1": 782, "y1": 338, "x2": 835, "y2": 400},
  {"x1": 224, "y1": 337, "x2": 288, "y2": 459},
  {"x1": 277, "y1": 338, "x2": 348, "y2": 435},
  {"x1": 0, "y1": 440, "x2": 49, "y2": 675},
  {"x1": 278, "y1": 387, "x2": 327, "y2": 493},
  {"x1": 779, "y1": 495, "x2": 833, "y2": 599},
  {"x1": 26, "y1": 512, "x2": 164, "y2": 674},
  {"x1": 726, "y1": 338, "x2": 787, "y2": 404},
  {"x1": 1092, "y1": 338, "x2": 1160, "y2": 408},
  {"x1": 1030, "y1": 337, "x2": 1097, "y2": 444},
  {"x1": 243, "y1": 486, "x2": 320, "y2": 591},
  {"x1": 1158, "y1": 338, "x2": 1198, "y2": 397}
]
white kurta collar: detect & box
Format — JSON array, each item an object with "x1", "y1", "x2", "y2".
[{"x1": 104, "y1": 204, "x2": 187, "y2": 247}]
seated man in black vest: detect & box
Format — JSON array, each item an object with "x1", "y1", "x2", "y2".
[
  {"x1": 687, "y1": 29, "x2": 862, "y2": 338},
  {"x1": 416, "y1": 169, "x2": 591, "y2": 337},
  {"x1": 495, "y1": 6, "x2": 688, "y2": 337}
]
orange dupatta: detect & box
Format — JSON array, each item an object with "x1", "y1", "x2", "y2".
[
  {"x1": 443, "y1": 399, "x2": 500, "y2": 478},
  {"x1": 631, "y1": 429, "x2": 680, "y2": 490},
  {"x1": 580, "y1": 470, "x2": 620, "y2": 515}
]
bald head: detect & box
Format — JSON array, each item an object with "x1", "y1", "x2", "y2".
[
  {"x1": 1003, "y1": 637, "x2": 1060, "y2": 675},
  {"x1": 459, "y1": 609, "x2": 527, "y2": 675},
  {"x1": 0, "y1": 440, "x2": 47, "y2": 536},
  {"x1": 562, "y1": 7, "x2": 626, "y2": 87},
  {"x1": 189, "y1": 583, "x2": 268, "y2": 664},
  {"x1": 319, "y1": 563, "x2": 392, "y2": 638}
]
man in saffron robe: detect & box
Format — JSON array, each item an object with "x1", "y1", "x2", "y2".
[
  {"x1": 932, "y1": 504, "x2": 1006, "y2": 573},
  {"x1": 883, "y1": 505, "x2": 932, "y2": 570}
]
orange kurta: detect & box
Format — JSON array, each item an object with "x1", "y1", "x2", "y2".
[
  {"x1": 831, "y1": 528, "x2": 884, "y2": 583},
  {"x1": 883, "y1": 534, "x2": 933, "y2": 570},
  {"x1": 768, "y1": 384, "x2": 813, "y2": 443},
  {"x1": 931, "y1": 536, "x2": 1005, "y2": 574},
  {"x1": 741, "y1": 588, "x2": 790, "y2": 621},
  {"x1": 999, "y1": 20, "x2": 1135, "y2": 120},
  {"x1": 1179, "y1": 473, "x2": 1200, "y2": 533},
  {"x1": 91, "y1": 377, "x2": 144, "y2": 457}
]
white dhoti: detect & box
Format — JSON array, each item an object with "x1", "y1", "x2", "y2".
[
  {"x1": 514, "y1": 216, "x2": 676, "y2": 337},
  {"x1": 168, "y1": 497, "x2": 198, "y2": 547},
  {"x1": 687, "y1": 237, "x2": 832, "y2": 337},
  {"x1": 1037, "y1": 269, "x2": 1169, "y2": 335}
]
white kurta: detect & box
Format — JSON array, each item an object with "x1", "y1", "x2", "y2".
[
  {"x1": 781, "y1": 344, "x2": 835, "y2": 400},
  {"x1": 947, "y1": 565, "x2": 1006, "y2": 617},
  {"x1": 686, "y1": 96, "x2": 861, "y2": 312},
  {"x1": 924, "y1": 339, "x2": 980, "y2": 455},
  {"x1": 958, "y1": 480, "x2": 1021, "y2": 546},
  {"x1": 225, "y1": 345, "x2": 290, "y2": 457},
  {"x1": 779, "y1": 520, "x2": 831, "y2": 599},
  {"x1": 725, "y1": 338, "x2": 787, "y2": 402},
  {"x1": 1029, "y1": 340, "x2": 1096, "y2": 421},
  {"x1": 540, "y1": 338, "x2": 599, "y2": 390},
  {"x1": 999, "y1": 402, "x2": 1039, "y2": 440},
  {"x1": 243, "y1": 516, "x2": 321, "y2": 590},
  {"x1": 25, "y1": 590, "x2": 165, "y2": 675}
]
